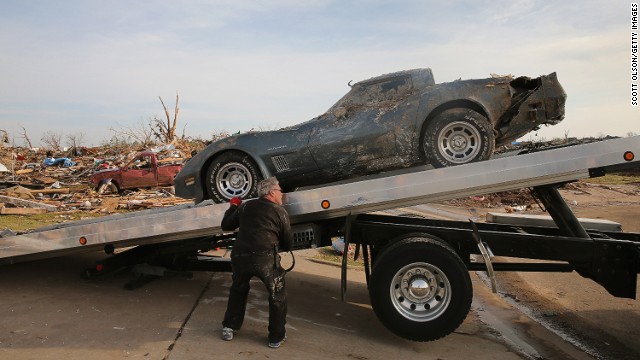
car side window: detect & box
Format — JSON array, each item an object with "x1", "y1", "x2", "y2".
[
  {"x1": 127, "y1": 155, "x2": 151, "y2": 170},
  {"x1": 138, "y1": 156, "x2": 151, "y2": 169},
  {"x1": 345, "y1": 76, "x2": 413, "y2": 106}
]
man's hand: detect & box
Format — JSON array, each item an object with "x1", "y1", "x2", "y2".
[{"x1": 230, "y1": 197, "x2": 242, "y2": 207}]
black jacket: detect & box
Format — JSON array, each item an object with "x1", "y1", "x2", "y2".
[{"x1": 221, "y1": 198, "x2": 293, "y2": 255}]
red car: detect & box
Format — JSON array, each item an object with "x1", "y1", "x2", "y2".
[{"x1": 91, "y1": 152, "x2": 183, "y2": 194}]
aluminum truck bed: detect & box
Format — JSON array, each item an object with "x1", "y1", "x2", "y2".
[{"x1": 1, "y1": 136, "x2": 638, "y2": 264}]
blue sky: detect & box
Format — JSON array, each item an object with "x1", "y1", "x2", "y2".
[{"x1": 1, "y1": 0, "x2": 637, "y2": 147}]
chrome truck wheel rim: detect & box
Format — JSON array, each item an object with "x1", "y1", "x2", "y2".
[{"x1": 390, "y1": 262, "x2": 452, "y2": 322}]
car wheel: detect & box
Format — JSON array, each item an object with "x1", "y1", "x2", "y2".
[
  {"x1": 369, "y1": 236, "x2": 472, "y2": 341},
  {"x1": 96, "y1": 180, "x2": 119, "y2": 195},
  {"x1": 423, "y1": 108, "x2": 495, "y2": 168},
  {"x1": 205, "y1": 152, "x2": 262, "y2": 203}
]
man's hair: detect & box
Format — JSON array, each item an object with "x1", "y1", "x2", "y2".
[{"x1": 258, "y1": 177, "x2": 279, "y2": 198}]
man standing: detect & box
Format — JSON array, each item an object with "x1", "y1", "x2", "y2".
[{"x1": 220, "y1": 177, "x2": 293, "y2": 349}]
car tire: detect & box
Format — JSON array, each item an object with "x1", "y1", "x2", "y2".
[
  {"x1": 423, "y1": 108, "x2": 495, "y2": 168},
  {"x1": 369, "y1": 235, "x2": 472, "y2": 341},
  {"x1": 96, "y1": 180, "x2": 119, "y2": 195},
  {"x1": 205, "y1": 152, "x2": 262, "y2": 203}
]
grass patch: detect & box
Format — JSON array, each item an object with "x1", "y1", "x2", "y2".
[
  {"x1": 313, "y1": 246, "x2": 364, "y2": 268},
  {"x1": 582, "y1": 173, "x2": 640, "y2": 185},
  {"x1": 0, "y1": 211, "x2": 114, "y2": 233}
]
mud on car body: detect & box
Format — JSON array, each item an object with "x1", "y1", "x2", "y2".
[{"x1": 175, "y1": 68, "x2": 566, "y2": 203}]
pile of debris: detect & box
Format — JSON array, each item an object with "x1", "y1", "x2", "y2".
[
  {"x1": 439, "y1": 188, "x2": 538, "y2": 212},
  {"x1": 0, "y1": 142, "x2": 202, "y2": 215},
  {"x1": 494, "y1": 135, "x2": 622, "y2": 155}
]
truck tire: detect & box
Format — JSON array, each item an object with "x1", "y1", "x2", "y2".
[
  {"x1": 369, "y1": 235, "x2": 472, "y2": 341},
  {"x1": 205, "y1": 152, "x2": 262, "y2": 203},
  {"x1": 423, "y1": 108, "x2": 495, "y2": 168},
  {"x1": 97, "y1": 181, "x2": 119, "y2": 195}
]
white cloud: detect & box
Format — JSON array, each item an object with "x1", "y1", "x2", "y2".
[{"x1": 0, "y1": 0, "x2": 637, "y2": 147}]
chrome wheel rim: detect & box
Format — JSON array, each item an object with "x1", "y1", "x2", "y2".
[
  {"x1": 390, "y1": 262, "x2": 452, "y2": 322},
  {"x1": 216, "y1": 162, "x2": 253, "y2": 199},
  {"x1": 437, "y1": 121, "x2": 482, "y2": 164}
]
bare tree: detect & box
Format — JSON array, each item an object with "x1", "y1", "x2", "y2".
[
  {"x1": 99, "y1": 135, "x2": 136, "y2": 157},
  {"x1": 180, "y1": 123, "x2": 189, "y2": 140},
  {"x1": 41, "y1": 131, "x2": 63, "y2": 151},
  {"x1": 0, "y1": 129, "x2": 8, "y2": 147},
  {"x1": 211, "y1": 130, "x2": 231, "y2": 142},
  {"x1": 19, "y1": 126, "x2": 33, "y2": 149},
  {"x1": 109, "y1": 92, "x2": 181, "y2": 147},
  {"x1": 109, "y1": 119, "x2": 155, "y2": 147},
  {"x1": 66, "y1": 132, "x2": 86, "y2": 149},
  {"x1": 151, "y1": 92, "x2": 179, "y2": 144}
]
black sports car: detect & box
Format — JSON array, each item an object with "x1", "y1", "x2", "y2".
[{"x1": 175, "y1": 68, "x2": 566, "y2": 203}]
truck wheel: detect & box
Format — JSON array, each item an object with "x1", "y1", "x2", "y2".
[
  {"x1": 205, "y1": 152, "x2": 262, "y2": 203},
  {"x1": 97, "y1": 181, "x2": 119, "y2": 195},
  {"x1": 369, "y1": 236, "x2": 472, "y2": 341},
  {"x1": 423, "y1": 108, "x2": 495, "y2": 168}
]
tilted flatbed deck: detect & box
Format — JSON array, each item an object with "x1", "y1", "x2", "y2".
[{"x1": 1, "y1": 136, "x2": 638, "y2": 264}]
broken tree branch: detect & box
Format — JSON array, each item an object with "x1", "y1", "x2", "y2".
[{"x1": 20, "y1": 126, "x2": 33, "y2": 149}]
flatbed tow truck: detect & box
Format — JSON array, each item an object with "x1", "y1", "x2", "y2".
[{"x1": 1, "y1": 136, "x2": 639, "y2": 341}]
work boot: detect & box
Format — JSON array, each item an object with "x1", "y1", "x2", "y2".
[
  {"x1": 267, "y1": 334, "x2": 286, "y2": 349},
  {"x1": 221, "y1": 327, "x2": 234, "y2": 341}
]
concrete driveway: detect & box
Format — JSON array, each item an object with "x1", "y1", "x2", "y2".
[{"x1": 0, "y1": 246, "x2": 601, "y2": 360}]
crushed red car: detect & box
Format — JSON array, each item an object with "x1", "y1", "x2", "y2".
[{"x1": 91, "y1": 151, "x2": 183, "y2": 194}]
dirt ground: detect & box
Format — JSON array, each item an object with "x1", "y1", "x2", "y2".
[
  {"x1": 410, "y1": 180, "x2": 640, "y2": 360},
  {"x1": 496, "y1": 182, "x2": 640, "y2": 360}
]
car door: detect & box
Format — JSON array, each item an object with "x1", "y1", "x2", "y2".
[
  {"x1": 156, "y1": 164, "x2": 179, "y2": 186},
  {"x1": 121, "y1": 154, "x2": 157, "y2": 189},
  {"x1": 307, "y1": 110, "x2": 393, "y2": 169}
]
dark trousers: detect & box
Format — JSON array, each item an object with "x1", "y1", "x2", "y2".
[{"x1": 222, "y1": 254, "x2": 287, "y2": 342}]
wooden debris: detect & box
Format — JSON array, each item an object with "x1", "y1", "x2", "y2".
[
  {"x1": 1, "y1": 185, "x2": 35, "y2": 199},
  {"x1": 157, "y1": 157, "x2": 184, "y2": 164},
  {"x1": 29, "y1": 188, "x2": 70, "y2": 195},
  {"x1": 0, "y1": 195, "x2": 59, "y2": 211},
  {"x1": 0, "y1": 141, "x2": 203, "y2": 218},
  {"x1": 30, "y1": 175, "x2": 58, "y2": 185}
]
